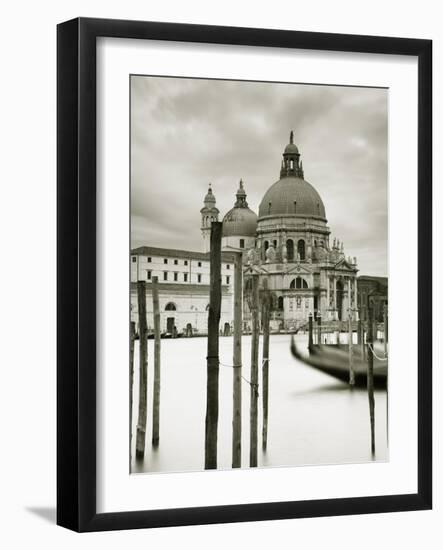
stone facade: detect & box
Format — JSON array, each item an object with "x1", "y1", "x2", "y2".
[
  {"x1": 357, "y1": 275, "x2": 388, "y2": 322},
  {"x1": 132, "y1": 132, "x2": 372, "y2": 334},
  {"x1": 130, "y1": 247, "x2": 234, "y2": 335},
  {"x1": 235, "y1": 132, "x2": 359, "y2": 330}
]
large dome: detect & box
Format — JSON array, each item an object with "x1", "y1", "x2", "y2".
[
  {"x1": 258, "y1": 176, "x2": 326, "y2": 220},
  {"x1": 223, "y1": 206, "x2": 258, "y2": 237}
]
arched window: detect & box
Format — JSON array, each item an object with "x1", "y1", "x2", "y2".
[
  {"x1": 165, "y1": 302, "x2": 177, "y2": 311},
  {"x1": 286, "y1": 239, "x2": 294, "y2": 260},
  {"x1": 206, "y1": 304, "x2": 210, "y2": 311},
  {"x1": 290, "y1": 277, "x2": 308, "y2": 289},
  {"x1": 264, "y1": 240, "x2": 269, "y2": 251},
  {"x1": 297, "y1": 239, "x2": 305, "y2": 260},
  {"x1": 278, "y1": 296, "x2": 284, "y2": 310}
]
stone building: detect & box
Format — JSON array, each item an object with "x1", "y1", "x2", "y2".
[
  {"x1": 130, "y1": 246, "x2": 234, "y2": 335},
  {"x1": 223, "y1": 131, "x2": 359, "y2": 331},
  {"x1": 357, "y1": 275, "x2": 388, "y2": 322},
  {"x1": 131, "y1": 131, "x2": 369, "y2": 334}
]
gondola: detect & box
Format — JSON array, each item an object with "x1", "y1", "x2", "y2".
[{"x1": 290, "y1": 338, "x2": 388, "y2": 389}]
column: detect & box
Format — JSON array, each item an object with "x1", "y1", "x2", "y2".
[
  {"x1": 354, "y1": 277, "x2": 358, "y2": 320},
  {"x1": 333, "y1": 276, "x2": 337, "y2": 320},
  {"x1": 348, "y1": 277, "x2": 352, "y2": 316},
  {"x1": 326, "y1": 275, "x2": 330, "y2": 320}
]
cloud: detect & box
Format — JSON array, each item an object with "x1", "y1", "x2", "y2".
[{"x1": 131, "y1": 76, "x2": 388, "y2": 276}]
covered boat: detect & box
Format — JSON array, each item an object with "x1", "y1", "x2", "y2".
[{"x1": 290, "y1": 338, "x2": 388, "y2": 389}]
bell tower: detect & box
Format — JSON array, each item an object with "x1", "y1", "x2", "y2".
[{"x1": 200, "y1": 184, "x2": 219, "y2": 252}]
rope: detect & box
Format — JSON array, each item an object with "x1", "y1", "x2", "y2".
[
  {"x1": 368, "y1": 343, "x2": 388, "y2": 361},
  {"x1": 219, "y1": 360, "x2": 241, "y2": 369},
  {"x1": 218, "y1": 360, "x2": 259, "y2": 396}
]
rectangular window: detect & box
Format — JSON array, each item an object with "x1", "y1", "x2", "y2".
[
  {"x1": 226, "y1": 276, "x2": 230, "y2": 285},
  {"x1": 163, "y1": 272, "x2": 168, "y2": 281},
  {"x1": 174, "y1": 272, "x2": 178, "y2": 281},
  {"x1": 147, "y1": 270, "x2": 152, "y2": 280},
  {"x1": 132, "y1": 256, "x2": 137, "y2": 263},
  {"x1": 147, "y1": 257, "x2": 152, "y2": 263},
  {"x1": 184, "y1": 260, "x2": 188, "y2": 266},
  {"x1": 164, "y1": 258, "x2": 168, "y2": 264},
  {"x1": 198, "y1": 261, "x2": 202, "y2": 267},
  {"x1": 239, "y1": 239, "x2": 245, "y2": 248},
  {"x1": 174, "y1": 259, "x2": 178, "y2": 265},
  {"x1": 197, "y1": 274, "x2": 202, "y2": 283},
  {"x1": 184, "y1": 273, "x2": 188, "y2": 282},
  {"x1": 226, "y1": 264, "x2": 230, "y2": 269}
]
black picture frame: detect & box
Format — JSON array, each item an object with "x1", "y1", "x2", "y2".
[{"x1": 57, "y1": 17, "x2": 432, "y2": 532}]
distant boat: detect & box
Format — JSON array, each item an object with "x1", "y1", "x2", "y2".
[{"x1": 290, "y1": 338, "x2": 388, "y2": 389}]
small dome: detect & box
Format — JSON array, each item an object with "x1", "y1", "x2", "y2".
[
  {"x1": 284, "y1": 130, "x2": 299, "y2": 155},
  {"x1": 284, "y1": 142, "x2": 299, "y2": 155},
  {"x1": 204, "y1": 185, "x2": 216, "y2": 204},
  {"x1": 258, "y1": 176, "x2": 326, "y2": 220},
  {"x1": 223, "y1": 207, "x2": 257, "y2": 237}
]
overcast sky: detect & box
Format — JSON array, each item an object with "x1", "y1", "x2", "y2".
[{"x1": 131, "y1": 76, "x2": 387, "y2": 277}]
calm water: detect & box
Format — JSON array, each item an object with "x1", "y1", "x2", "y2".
[{"x1": 131, "y1": 333, "x2": 388, "y2": 474}]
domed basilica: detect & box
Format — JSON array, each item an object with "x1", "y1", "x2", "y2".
[
  {"x1": 202, "y1": 131, "x2": 359, "y2": 329},
  {"x1": 131, "y1": 132, "x2": 360, "y2": 337}
]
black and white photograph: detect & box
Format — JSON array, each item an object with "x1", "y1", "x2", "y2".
[
  {"x1": 0, "y1": 0, "x2": 436, "y2": 544},
  {"x1": 129, "y1": 75, "x2": 389, "y2": 474}
]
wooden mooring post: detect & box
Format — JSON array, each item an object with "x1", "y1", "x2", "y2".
[
  {"x1": 130, "y1": 320, "x2": 135, "y2": 446},
  {"x1": 360, "y1": 320, "x2": 366, "y2": 359},
  {"x1": 367, "y1": 304, "x2": 376, "y2": 455},
  {"x1": 249, "y1": 273, "x2": 260, "y2": 467},
  {"x1": 232, "y1": 252, "x2": 242, "y2": 468},
  {"x1": 317, "y1": 314, "x2": 322, "y2": 345},
  {"x1": 308, "y1": 312, "x2": 313, "y2": 350},
  {"x1": 348, "y1": 311, "x2": 355, "y2": 386},
  {"x1": 204, "y1": 222, "x2": 222, "y2": 469},
  {"x1": 151, "y1": 276, "x2": 161, "y2": 447},
  {"x1": 136, "y1": 280, "x2": 148, "y2": 458},
  {"x1": 262, "y1": 279, "x2": 270, "y2": 451}
]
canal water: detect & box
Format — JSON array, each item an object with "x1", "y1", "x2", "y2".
[{"x1": 131, "y1": 333, "x2": 388, "y2": 474}]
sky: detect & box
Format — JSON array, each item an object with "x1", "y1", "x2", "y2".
[{"x1": 131, "y1": 76, "x2": 388, "y2": 277}]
